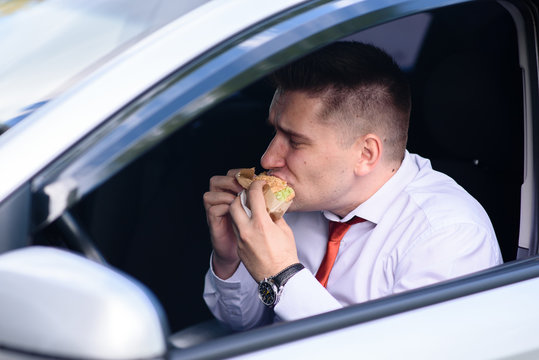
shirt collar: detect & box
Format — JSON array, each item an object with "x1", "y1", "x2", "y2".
[{"x1": 323, "y1": 150, "x2": 419, "y2": 224}]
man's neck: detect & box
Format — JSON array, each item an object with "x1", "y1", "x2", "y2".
[{"x1": 333, "y1": 160, "x2": 402, "y2": 218}]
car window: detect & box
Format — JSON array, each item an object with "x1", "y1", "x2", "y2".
[
  {"x1": 32, "y1": 0, "x2": 526, "y2": 339},
  {"x1": 0, "y1": 0, "x2": 211, "y2": 133}
]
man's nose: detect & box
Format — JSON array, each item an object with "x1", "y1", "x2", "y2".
[{"x1": 261, "y1": 136, "x2": 286, "y2": 169}]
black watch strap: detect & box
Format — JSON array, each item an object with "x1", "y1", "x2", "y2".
[{"x1": 272, "y1": 263, "x2": 305, "y2": 288}]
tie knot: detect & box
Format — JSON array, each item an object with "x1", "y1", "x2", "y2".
[{"x1": 328, "y1": 216, "x2": 365, "y2": 242}]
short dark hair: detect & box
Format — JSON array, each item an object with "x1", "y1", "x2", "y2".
[{"x1": 270, "y1": 41, "x2": 411, "y2": 161}]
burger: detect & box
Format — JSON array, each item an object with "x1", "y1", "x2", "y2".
[{"x1": 236, "y1": 168, "x2": 295, "y2": 220}]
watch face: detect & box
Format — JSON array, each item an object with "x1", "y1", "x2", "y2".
[{"x1": 258, "y1": 280, "x2": 277, "y2": 306}]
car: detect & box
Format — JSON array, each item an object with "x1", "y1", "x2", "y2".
[{"x1": 0, "y1": 0, "x2": 538, "y2": 359}]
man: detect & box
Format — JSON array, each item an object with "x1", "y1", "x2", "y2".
[{"x1": 202, "y1": 42, "x2": 502, "y2": 330}]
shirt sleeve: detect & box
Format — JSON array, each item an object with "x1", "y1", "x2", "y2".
[
  {"x1": 274, "y1": 268, "x2": 342, "y2": 321},
  {"x1": 203, "y1": 254, "x2": 272, "y2": 330},
  {"x1": 393, "y1": 222, "x2": 503, "y2": 293}
]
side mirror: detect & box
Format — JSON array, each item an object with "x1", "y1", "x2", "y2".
[{"x1": 0, "y1": 246, "x2": 168, "y2": 359}]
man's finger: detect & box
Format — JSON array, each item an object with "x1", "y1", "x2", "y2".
[
  {"x1": 229, "y1": 194, "x2": 252, "y2": 230},
  {"x1": 246, "y1": 180, "x2": 270, "y2": 220},
  {"x1": 209, "y1": 174, "x2": 243, "y2": 193},
  {"x1": 207, "y1": 203, "x2": 232, "y2": 219},
  {"x1": 226, "y1": 169, "x2": 242, "y2": 177},
  {"x1": 203, "y1": 191, "x2": 236, "y2": 210},
  {"x1": 274, "y1": 216, "x2": 294, "y2": 237}
]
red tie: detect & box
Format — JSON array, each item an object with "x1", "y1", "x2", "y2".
[{"x1": 315, "y1": 217, "x2": 366, "y2": 288}]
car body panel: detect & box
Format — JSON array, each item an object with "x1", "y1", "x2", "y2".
[
  {"x1": 0, "y1": 0, "x2": 210, "y2": 127},
  {"x1": 0, "y1": 0, "x2": 537, "y2": 359},
  {"x1": 231, "y1": 277, "x2": 539, "y2": 360}
]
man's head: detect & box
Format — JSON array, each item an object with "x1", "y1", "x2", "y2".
[
  {"x1": 261, "y1": 42, "x2": 411, "y2": 216},
  {"x1": 270, "y1": 41, "x2": 410, "y2": 162}
]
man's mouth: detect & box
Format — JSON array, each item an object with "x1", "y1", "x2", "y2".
[{"x1": 267, "y1": 170, "x2": 291, "y2": 186}]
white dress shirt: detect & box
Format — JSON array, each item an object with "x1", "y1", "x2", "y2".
[{"x1": 203, "y1": 152, "x2": 503, "y2": 330}]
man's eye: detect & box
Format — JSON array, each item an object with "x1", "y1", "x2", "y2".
[{"x1": 289, "y1": 138, "x2": 300, "y2": 148}]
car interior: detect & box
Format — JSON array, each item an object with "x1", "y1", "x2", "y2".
[{"x1": 33, "y1": 0, "x2": 523, "y2": 337}]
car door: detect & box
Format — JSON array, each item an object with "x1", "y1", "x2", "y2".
[{"x1": 0, "y1": 0, "x2": 537, "y2": 358}]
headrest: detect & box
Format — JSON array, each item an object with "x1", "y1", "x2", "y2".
[{"x1": 420, "y1": 52, "x2": 521, "y2": 170}]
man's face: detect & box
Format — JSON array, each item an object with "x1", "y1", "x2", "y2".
[{"x1": 261, "y1": 90, "x2": 359, "y2": 215}]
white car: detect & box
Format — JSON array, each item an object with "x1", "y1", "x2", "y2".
[{"x1": 0, "y1": 0, "x2": 538, "y2": 359}]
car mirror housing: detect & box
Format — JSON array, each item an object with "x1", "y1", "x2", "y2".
[{"x1": 0, "y1": 246, "x2": 168, "y2": 359}]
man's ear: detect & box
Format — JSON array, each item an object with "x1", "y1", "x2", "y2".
[{"x1": 354, "y1": 133, "x2": 382, "y2": 176}]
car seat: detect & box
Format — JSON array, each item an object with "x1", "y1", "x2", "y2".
[{"x1": 407, "y1": 3, "x2": 523, "y2": 262}]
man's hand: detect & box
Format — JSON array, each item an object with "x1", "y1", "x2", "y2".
[
  {"x1": 203, "y1": 169, "x2": 244, "y2": 279},
  {"x1": 229, "y1": 180, "x2": 299, "y2": 282}
]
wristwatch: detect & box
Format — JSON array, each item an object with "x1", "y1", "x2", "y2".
[{"x1": 258, "y1": 263, "x2": 305, "y2": 307}]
